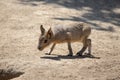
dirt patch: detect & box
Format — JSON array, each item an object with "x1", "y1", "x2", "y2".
[{"x1": 0, "y1": 0, "x2": 120, "y2": 80}]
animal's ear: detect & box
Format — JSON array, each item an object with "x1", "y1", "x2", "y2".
[
  {"x1": 47, "y1": 27, "x2": 53, "y2": 39},
  {"x1": 40, "y1": 25, "x2": 45, "y2": 35}
]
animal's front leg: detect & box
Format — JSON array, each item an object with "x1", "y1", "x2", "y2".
[
  {"x1": 66, "y1": 32, "x2": 73, "y2": 56},
  {"x1": 76, "y1": 46, "x2": 87, "y2": 56},
  {"x1": 67, "y1": 42, "x2": 73, "y2": 56},
  {"x1": 76, "y1": 39, "x2": 87, "y2": 56},
  {"x1": 46, "y1": 43, "x2": 56, "y2": 55}
]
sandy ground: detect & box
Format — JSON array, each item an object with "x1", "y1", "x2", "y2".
[{"x1": 0, "y1": 0, "x2": 120, "y2": 80}]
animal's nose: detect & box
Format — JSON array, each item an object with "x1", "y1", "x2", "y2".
[
  {"x1": 37, "y1": 46, "x2": 43, "y2": 51},
  {"x1": 37, "y1": 46, "x2": 41, "y2": 50}
]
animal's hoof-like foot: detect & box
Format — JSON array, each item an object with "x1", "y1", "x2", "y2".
[
  {"x1": 76, "y1": 52, "x2": 82, "y2": 56},
  {"x1": 67, "y1": 54, "x2": 73, "y2": 56},
  {"x1": 45, "y1": 53, "x2": 51, "y2": 55},
  {"x1": 84, "y1": 53, "x2": 95, "y2": 57},
  {"x1": 84, "y1": 53, "x2": 91, "y2": 56}
]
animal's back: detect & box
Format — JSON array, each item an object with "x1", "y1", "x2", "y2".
[{"x1": 52, "y1": 23, "x2": 91, "y2": 43}]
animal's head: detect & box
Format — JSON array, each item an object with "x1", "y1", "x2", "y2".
[{"x1": 38, "y1": 25, "x2": 53, "y2": 51}]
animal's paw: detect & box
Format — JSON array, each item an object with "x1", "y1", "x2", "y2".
[
  {"x1": 76, "y1": 52, "x2": 82, "y2": 56},
  {"x1": 45, "y1": 53, "x2": 51, "y2": 55},
  {"x1": 84, "y1": 53, "x2": 94, "y2": 57},
  {"x1": 67, "y1": 53, "x2": 73, "y2": 56},
  {"x1": 84, "y1": 52, "x2": 91, "y2": 56}
]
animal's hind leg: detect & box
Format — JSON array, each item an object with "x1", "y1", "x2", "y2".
[
  {"x1": 76, "y1": 39, "x2": 91, "y2": 56},
  {"x1": 76, "y1": 39, "x2": 87, "y2": 56},
  {"x1": 87, "y1": 39, "x2": 91, "y2": 55},
  {"x1": 76, "y1": 45, "x2": 87, "y2": 56}
]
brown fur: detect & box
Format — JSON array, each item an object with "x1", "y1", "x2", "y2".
[{"x1": 38, "y1": 23, "x2": 91, "y2": 56}]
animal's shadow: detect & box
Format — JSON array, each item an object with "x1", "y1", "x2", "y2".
[{"x1": 40, "y1": 54, "x2": 100, "y2": 61}]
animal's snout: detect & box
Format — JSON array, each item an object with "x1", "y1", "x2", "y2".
[{"x1": 37, "y1": 46, "x2": 43, "y2": 51}]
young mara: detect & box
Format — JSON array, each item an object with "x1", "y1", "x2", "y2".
[{"x1": 38, "y1": 23, "x2": 91, "y2": 56}]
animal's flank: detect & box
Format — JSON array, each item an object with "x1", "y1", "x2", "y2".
[{"x1": 52, "y1": 23, "x2": 91, "y2": 43}]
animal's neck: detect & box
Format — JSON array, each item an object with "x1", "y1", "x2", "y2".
[{"x1": 51, "y1": 34, "x2": 56, "y2": 43}]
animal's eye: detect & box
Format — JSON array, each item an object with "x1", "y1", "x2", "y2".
[{"x1": 44, "y1": 40, "x2": 48, "y2": 43}]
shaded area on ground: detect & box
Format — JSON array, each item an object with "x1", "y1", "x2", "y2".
[
  {"x1": 0, "y1": 69, "x2": 24, "y2": 80},
  {"x1": 19, "y1": 0, "x2": 120, "y2": 32}
]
